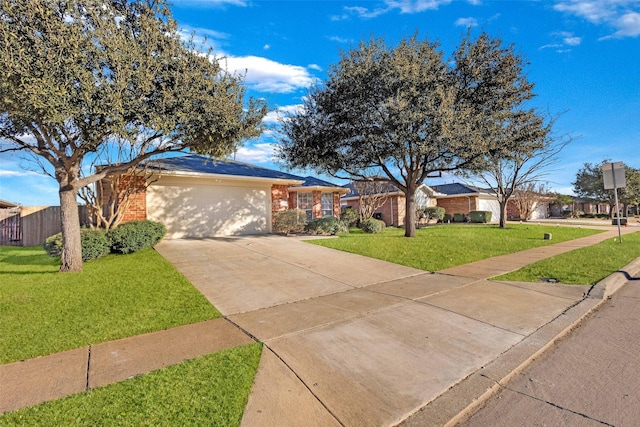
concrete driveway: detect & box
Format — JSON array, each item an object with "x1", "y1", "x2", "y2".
[{"x1": 155, "y1": 235, "x2": 589, "y2": 426}]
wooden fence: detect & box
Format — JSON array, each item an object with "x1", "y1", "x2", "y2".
[
  {"x1": 0, "y1": 208, "x2": 22, "y2": 246},
  {"x1": 0, "y1": 206, "x2": 89, "y2": 247}
]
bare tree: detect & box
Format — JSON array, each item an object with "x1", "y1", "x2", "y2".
[
  {"x1": 466, "y1": 115, "x2": 571, "y2": 228},
  {"x1": 353, "y1": 179, "x2": 391, "y2": 221},
  {"x1": 78, "y1": 166, "x2": 156, "y2": 231},
  {"x1": 512, "y1": 182, "x2": 551, "y2": 221}
]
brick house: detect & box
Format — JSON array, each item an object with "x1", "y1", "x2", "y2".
[
  {"x1": 431, "y1": 183, "x2": 500, "y2": 221},
  {"x1": 341, "y1": 182, "x2": 442, "y2": 226},
  {"x1": 114, "y1": 155, "x2": 347, "y2": 238}
]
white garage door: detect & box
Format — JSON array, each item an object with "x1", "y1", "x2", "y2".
[
  {"x1": 478, "y1": 197, "x2": 501, "y2": 223},
  {"x1": 147, "y1": 177, "x2": 271, "y2": 238}
]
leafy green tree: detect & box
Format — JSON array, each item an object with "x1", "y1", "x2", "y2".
[
  {"x1": 278, "y1": 32, "x2": 533, "y2": 237},
  {"x1": 573, "y1": 161, "x2": 640, "y2": 217},
  {"x1": 0, "y1": 0, "x2": 266, "y2": 271}
]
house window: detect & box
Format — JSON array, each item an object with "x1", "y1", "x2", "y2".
[
  {"x1": 321, "y1": 193, "x2": 334, "y2": 217},
  {"x1": 297, "y1": 192, "x2": 313, "y2": 220}
]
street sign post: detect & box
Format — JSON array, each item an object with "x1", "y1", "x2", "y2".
[{"x1": 602, "y1": 162, "x2": 626, "y2": 243}]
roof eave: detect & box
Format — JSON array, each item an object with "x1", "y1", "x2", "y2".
[
  {"x1": 291, "y1": 185, "x2": 350, "y2": 194},
  {"x1": 149, "y1": 170, "x2": 305, "y2": 186}
]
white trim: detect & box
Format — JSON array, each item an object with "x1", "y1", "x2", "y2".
[{"x1": 149, "y1": 170, "x2": 304, "y2": 186}]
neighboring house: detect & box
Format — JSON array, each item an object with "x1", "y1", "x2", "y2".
[
  {"x1": 572, "y1": 198, "x2": 611, "y2": 215},
  {"x1": 431, "y1": 183, "x2": 500, "y2": 222},
  {"x1": 116, "y1": 155, "x2": 347, "y2": 239},
  {"x1": 506, "y1": 194, "x2": 555, "y2": 220},
  {"x1": 341, "y1": 182, "x2": 442, "y2": 226}
]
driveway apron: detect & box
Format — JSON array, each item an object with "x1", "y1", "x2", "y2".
[{"x1": 155, "y1": 235, "x2": 589, "y2": 426}]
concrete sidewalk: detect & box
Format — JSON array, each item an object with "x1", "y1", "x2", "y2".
[
  {"x1": 0, "y1": 318, "x2": 253, "y2": 413},
  {"x1": 1, "y1": 226, "x2": 637, "y2": 426}
]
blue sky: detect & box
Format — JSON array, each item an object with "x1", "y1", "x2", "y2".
[{"x1": 1, "y1": 0, "x2": 639, "y2": 206}]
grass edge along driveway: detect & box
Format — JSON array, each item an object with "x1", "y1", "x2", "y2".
[
  {"x1": 309, "y1": 224, "x2": 604, "y2": 272},
  {"x1": 0, "y1": 246, "x2": 221, "y2": 364}
]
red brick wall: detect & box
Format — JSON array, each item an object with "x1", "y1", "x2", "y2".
[
  {"x1": 507, "y1": 199, "x2": 520, "y2": 220},
  {"x1": 117, "y1": 176, "x2": 147, "y2": 222},
  {"x1": 288, "y1": 191, "x2": 298, "y2": 209},
  {"x1": 343, "y1": 196, "x2": 403, "y2": 226},
  {"x1": 271, "y1": 185, "x2": 290, "y2": 215},
  {"x1": 333, "y1": 193, "x2": 341, "y2": 218},
  {"x1": 312, "y1": 191, "x2": 322, "y2": 219},
  {"x1": 436, "y1": 196, "x2": 478, "y2": 215}
]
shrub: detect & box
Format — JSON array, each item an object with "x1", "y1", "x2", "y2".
[
  {"x1": 340, "y1": 207, "x2": 359, "y2": 226},
  {"x1": 43, "y1": 228, "x2": 111, "y2": 261},
  {"x1": 273, "y1": 209, "x2": 306, "y2": 235},
  {"x1": 469, "y1": 211, "x2": 492, "y2": 223},
  {"x1": 305, "y1": 217, "x2": 349, "y2": 235},
  {"x1": 453, "y1": 213, "x2": 465, "y2": 223},
  {"x1": 359, "y1": 218, "x2": 385, "y2": 234},
  {"x1": 43, "y1": 233, "x2": 63, "y2": 258},
  {"x1": 423, "y1": 206, "x2": 446, "y2": 222},
  {"x1": 443, "y1": 213, "x2": 452, "y2": 223},
  {"x1": 81, "y1": 228, "x2": 111, "y2": 260},
  {"x1": 108, "y1": 220, "x2": 166, "y2": 254}
]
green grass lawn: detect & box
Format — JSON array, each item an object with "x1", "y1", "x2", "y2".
[
  {"x1": 0, "y1": 246, "x2": 220, "y2": 364},
  {"x1": 309, "y1": 224, "x2": 604, "y2": 272},
  {"x1": 494, "y1": 231, "x2": 640, "y2": 285},
  {"x1": 0, "y1": 343, "x2": 262, "y2": 426}
]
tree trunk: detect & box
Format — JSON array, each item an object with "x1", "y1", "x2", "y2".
[
  {"x1": 59, "y1": 187, "x2": 83, "y2": 272},
  {"x1": 499, "y1": 199, "x2": 508, "y2": 229},
  {"x1": 404, "y1": 188, "x2": 416, "y2": 237}
]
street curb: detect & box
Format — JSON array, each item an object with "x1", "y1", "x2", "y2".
[{"x1": 397, "y1": 256, "x2": 640, "y2": 427}]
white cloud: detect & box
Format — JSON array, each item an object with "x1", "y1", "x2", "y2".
[
  {"x1": 221, "y1": 55, "x2": 315, "y2": 93},
  {"x1": 308, "y1": 64, "x2": 323, "y2": 71},
  {"x1": 335, "y1": 0, "x2": 451, "y2": 19},
  {"x1": 554, "y1": 0, "x2": 640, "y2": 39},
  {"x1": 467, "y1": 0, "x2": 482, "y2": 5},
  {"x1": 455, "y1": 17, "x2": 478, "y2": 27},
  {"x1": 171, "y1": 0, "x2": 248, "y2": 7},
  {"x1": 263, "y1": 44, "x2": 270, "y2": 50},
  {"x1": 541, "y1": 31, "x2": 582, "y2": 52},
  {"x1": 329, "y1": 35, "x2": 353, "y2": 44},
  {"x1": 385, "y1": 0, "x2": 452, "y2": 13},
  {"x1": 611, "y1": 11, "x2": 640, "y2": 37},
  {"x1": 234, "y1": 143, "x2": 276, "y2": 163},
  {"x1": 262, "y1": 105, "x2": 304, "y2": 125},
  {"x1": 0, "y1": 170, "x2": 31, "y2": 177}
]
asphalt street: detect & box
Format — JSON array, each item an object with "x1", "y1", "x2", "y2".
[{"x1": 459, "y1": 273, "x2": 640, "y2": 427}]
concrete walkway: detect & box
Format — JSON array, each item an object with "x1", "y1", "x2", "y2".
[{"x1": 1, "y1": 226, "x2": 637, "y2": 425}]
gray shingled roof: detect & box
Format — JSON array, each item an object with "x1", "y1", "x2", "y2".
[
  {"x1": 341, "y1": 181, "x2": 401, "y2": 198},
  {"x1": 144, "y1": 155, "x2": 305, "y2": 182},
  {"x1": 297, "y1": 176, "x2": 345, "y2": 188},
  {"x1": 432, "y1": 183, "x2": 494, "y2": 196}
]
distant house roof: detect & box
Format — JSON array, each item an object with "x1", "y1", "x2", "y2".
[
  {"x1": 341, "y1": 181, "x2": 443, "y2": 200},
  {"x1": 432, "y1": 183, "x2": 495, "y2": 197},
  {"x1": 341, "y1": 181, "x2": 403, "y2": 199},
  {"x1": 0, "y1": 199, "x2": 19, "y2": 209},
  {"x1": 291, "y1": 176, "x2": 350, "y2": 194},
  {"x1": 143, "y1": 155, "x2": 305, "y2": 184}
]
